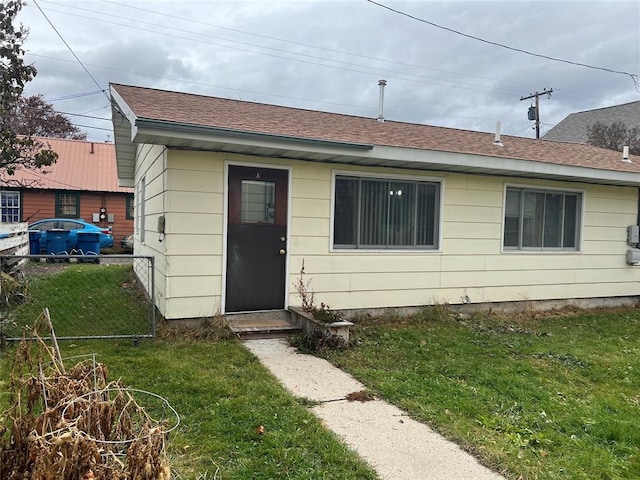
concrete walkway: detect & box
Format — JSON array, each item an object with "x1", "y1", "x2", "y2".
[{"x1": 244, "y1": 338, "x2": 504, "y2": 480}]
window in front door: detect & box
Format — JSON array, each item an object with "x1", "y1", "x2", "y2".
[{"x1": 241, "y1": 180, "x2": 276, "y2": 224}]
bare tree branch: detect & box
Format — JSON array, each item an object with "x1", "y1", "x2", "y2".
[{"x1": 587, "y1": 121, "x2": 640, "y2": 155}]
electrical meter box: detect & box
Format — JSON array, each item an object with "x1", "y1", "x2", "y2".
[{"x1": 626, "y1": 248, "x2": 640, "y2": 265}]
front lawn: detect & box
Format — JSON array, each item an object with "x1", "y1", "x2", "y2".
[
  {"x1": 0, "y1": 338, "x2": 379, "y2": 479},
  {"x1": 321, "y1": 307, "x2": 640, "y2": 479},
  {"x1": 0, "y1": 263, "x2": 378, "y2": 479}
]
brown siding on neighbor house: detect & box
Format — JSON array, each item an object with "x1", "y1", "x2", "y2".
[
  {"x1": 22, "y1": 190, "x2": 56, "y2": 222},
  {"x1": 22, "y1": 190, "x2": 134, "y2": 242}
]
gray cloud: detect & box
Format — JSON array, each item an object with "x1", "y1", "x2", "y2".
[{"x1": 16, "y1": 0, "x2": 640, "y2": 141}]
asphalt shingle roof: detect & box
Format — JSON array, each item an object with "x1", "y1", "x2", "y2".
[
  {"x1": 543, "y1": 101, "x2": 640, "y2": 144},
  {"x1": 111, "y1": 84, "x2": 640, "y2": 174}
]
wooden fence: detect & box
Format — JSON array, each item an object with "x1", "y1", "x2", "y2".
[{"x1": 0, "y1": 222, "x2": 29, "y2": 273}]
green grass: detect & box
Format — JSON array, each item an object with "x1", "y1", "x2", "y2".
[
  {"x1": 0, "y1": 265, "x2": 378, "y2": 479},
  {"x1": 321, "y1": 308, "x2": 640, "y2": 479},
  {"x1": 3, "y1": 263, "x2": 150, "y2": 337},
  {"x1": 0, "y1": 339, "x2": 379, "y2": 479},
  {"x1": 6, "y1": 265, "x2": 640, "y2": 478}
]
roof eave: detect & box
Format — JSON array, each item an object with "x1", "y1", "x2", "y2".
[
  {"x1": 368, "y1": 146, "x2": 640, "y2": 187},
  {"x1": 136, "y1": 118, "x2": 375, "y2": 151},
  {"x1": 110, "y1": 86, "x2": 139, "y2": 187},
  {"x1": 135, "y1": 126, "x2": 640, "y2": 187}
]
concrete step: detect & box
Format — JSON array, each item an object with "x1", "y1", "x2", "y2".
[{"x1": 226, "y1": 310, "x2": 300, "y2": 339}]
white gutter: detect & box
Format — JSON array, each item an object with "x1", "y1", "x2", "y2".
[{"x1": 130, "y1": 123, "x2": 640, "y2": 187}]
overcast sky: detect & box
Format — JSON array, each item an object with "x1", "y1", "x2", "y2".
[{"x1": 15, "y1": 0, "x2": 640, "y2": 142}]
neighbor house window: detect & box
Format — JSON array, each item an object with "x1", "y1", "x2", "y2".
[
  {"x1": 126, "y1": 194, "x2": 134, "y2": 219},
  {"x1": 0, "y1": 191, "x2": 20, "y2": 223},
  {"x1": 333, "y1": 175, "x2": 440, "y2": 249},
  {"x1": 503, "y1": 187, "x2": 581, "y2": 250},
  {"x1": 56, "y1": 192, "x2": 79, "y2": 217}
]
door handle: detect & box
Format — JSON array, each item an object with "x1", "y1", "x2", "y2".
[{"x1": 279, "y1": 249, "x2": 286, "y2": 255}]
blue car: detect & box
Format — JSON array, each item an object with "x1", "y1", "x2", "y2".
[{"x1": 29, "y1": 218, "x2": 114, "y2": 253}]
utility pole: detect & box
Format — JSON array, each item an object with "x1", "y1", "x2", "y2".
[{"x1": 520, "y1": 88, "x2": 553, "y2": 139}]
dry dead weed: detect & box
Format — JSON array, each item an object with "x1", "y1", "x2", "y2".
[{"x1": 0, "y1": 309, "x2": 175, "y2": 479}]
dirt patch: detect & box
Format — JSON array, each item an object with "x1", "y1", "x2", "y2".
[
  {"x1": 345, "y1": 390, "x2": 376, "y2": 402},
  {"x1": 22, "y1": 260, "x2": 70, "y2": 275}
]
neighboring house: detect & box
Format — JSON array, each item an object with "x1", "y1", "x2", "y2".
[
  {"x1": 110, "y1": 83, "x2": 640, "y2": 320},
  {"x1": 543, "y1": 100, "x2": 640, "y2": 144},
  {"x1": 0, "y1": 137, "x2": 134, "y2": 242}
]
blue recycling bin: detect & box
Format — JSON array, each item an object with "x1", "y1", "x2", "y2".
[
  {"x1": 76, "y1": 231, "x2": 101, "y2": 263},
  {"x1": 46, "y1": 229, "x2": 71, "y2": 255},
  {"x1": 28, "y1": 230, "x2": 42, "y2": 255}
]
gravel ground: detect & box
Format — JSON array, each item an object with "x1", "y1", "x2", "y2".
[{"x1": 21, "y1": 255, "x2": 134, "y2": 276}]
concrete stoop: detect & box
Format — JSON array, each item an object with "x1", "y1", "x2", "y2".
[{"x1": 226, "y1": 310, "x2": 300, "y2": 339}]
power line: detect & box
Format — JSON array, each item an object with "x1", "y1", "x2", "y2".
[
  {"x1": 366, "y1": 0, "x2": 640, "y2": 91},
  {"x1": 72, "y1": 123, "x2": 112, "y2": 132},
  {"x1": 17, "y1": 100, "x2": 112, "y2": 121},
  {"x1": 32, "y1": 0, "x2": 110, "y2": 102},
  {"x1": 97, "y1": 0, "x2": 537, "y2": 90},
  {"x1": 27, "y1": 53, "x2": 532, "y2": 127},
  {"x1": 79, "y1": 103, "x2": 111, "y2": 115},
  {"x1": 32, "y1": 1, "x2": 634, "y2": 110},
  {"x1": 59, "y1": 111, "x2": 111, "y2": 121},
  {"x1": 34, "y1": 1, "x2": 528, "y2": 97},
  {"x1": 47, "y1": 90, "x2": 104, "y2": 102}
]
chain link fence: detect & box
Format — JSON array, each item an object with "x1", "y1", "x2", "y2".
[{"x1": 0, "y1": 255, "x2": 155, "y2": 342}]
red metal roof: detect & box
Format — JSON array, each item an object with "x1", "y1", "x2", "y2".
[{"x1": 6, "y1": 137, "x2": 132, "y2": 193}]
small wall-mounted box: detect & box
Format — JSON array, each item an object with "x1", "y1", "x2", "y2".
[
  {"x1": 626, "y1": 248, "x2": 640, "y2": 265},
  {"x1": 627, "y1": 225, "x2": 640, "y2": 246},
  {"x1": 107, "y1": 213, "x2": 115, "y2": 223},
  {"x1": 92, "y1": 213, "x2": 100, "y2": 222}
]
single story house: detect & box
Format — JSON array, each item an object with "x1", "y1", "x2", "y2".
[
  {"x1": 0, "y1": 137, "x2": 134, "y2": 242},
  {"x1": 110, "y1": 83, "x2": 640, "y2": 320}
]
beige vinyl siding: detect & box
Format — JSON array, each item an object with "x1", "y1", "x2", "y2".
[
  {"x1": 284, "y1": 162, "x2": 639, "y2": 310},
  {"x1": 132, "y1": 144, "x2": 168, "y2": 314},
  {"x1": 148, "y1": 148, "x2": 639, "y2": 318},
  {"x1": 161, "y1": 150, "x2": 225, "y2": 319}
]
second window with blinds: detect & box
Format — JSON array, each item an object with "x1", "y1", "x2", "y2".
[
  {"x1": 333, "y1": 174, "x2": 441, "y2": 250},
  {"x1": 503, "y1": 186, "x2": 582, "y2": 251}
]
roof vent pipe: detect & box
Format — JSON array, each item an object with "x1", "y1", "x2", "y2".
[
  {"x1": 622, "y1": 145, "x2": 631, "y2": 163},
  {"x1": 493, "y1": 121, "x2": 504, "y2": 147},
  {"x1": 377, "y1": 79, "x2": 387, "y2": 123}
]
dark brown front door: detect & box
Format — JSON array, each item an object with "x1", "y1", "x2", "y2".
[{"x1": 225, "y1": 165, "x2": 288, "y2": 312}]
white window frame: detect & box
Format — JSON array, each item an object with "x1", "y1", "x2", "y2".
[
  {"x1": 138, "y1": 177, "x2": 146, "y2": 243},
  {"x1": 0, "y1": 190, "x2": 20, "y2": 223},
  {"x1": 501, "y1": 183, "x2": 585, "y2": 253},
  {"x1": 330, "y1": 170, "x2": 444, "y2": 253}
]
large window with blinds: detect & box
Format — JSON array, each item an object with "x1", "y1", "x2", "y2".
[
  {"x1": 503, "y1": 186, "x2": 582, "y2": 251},
  {"x1": 333, "y1": 174, "x2": 440, "y2": 249}
]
